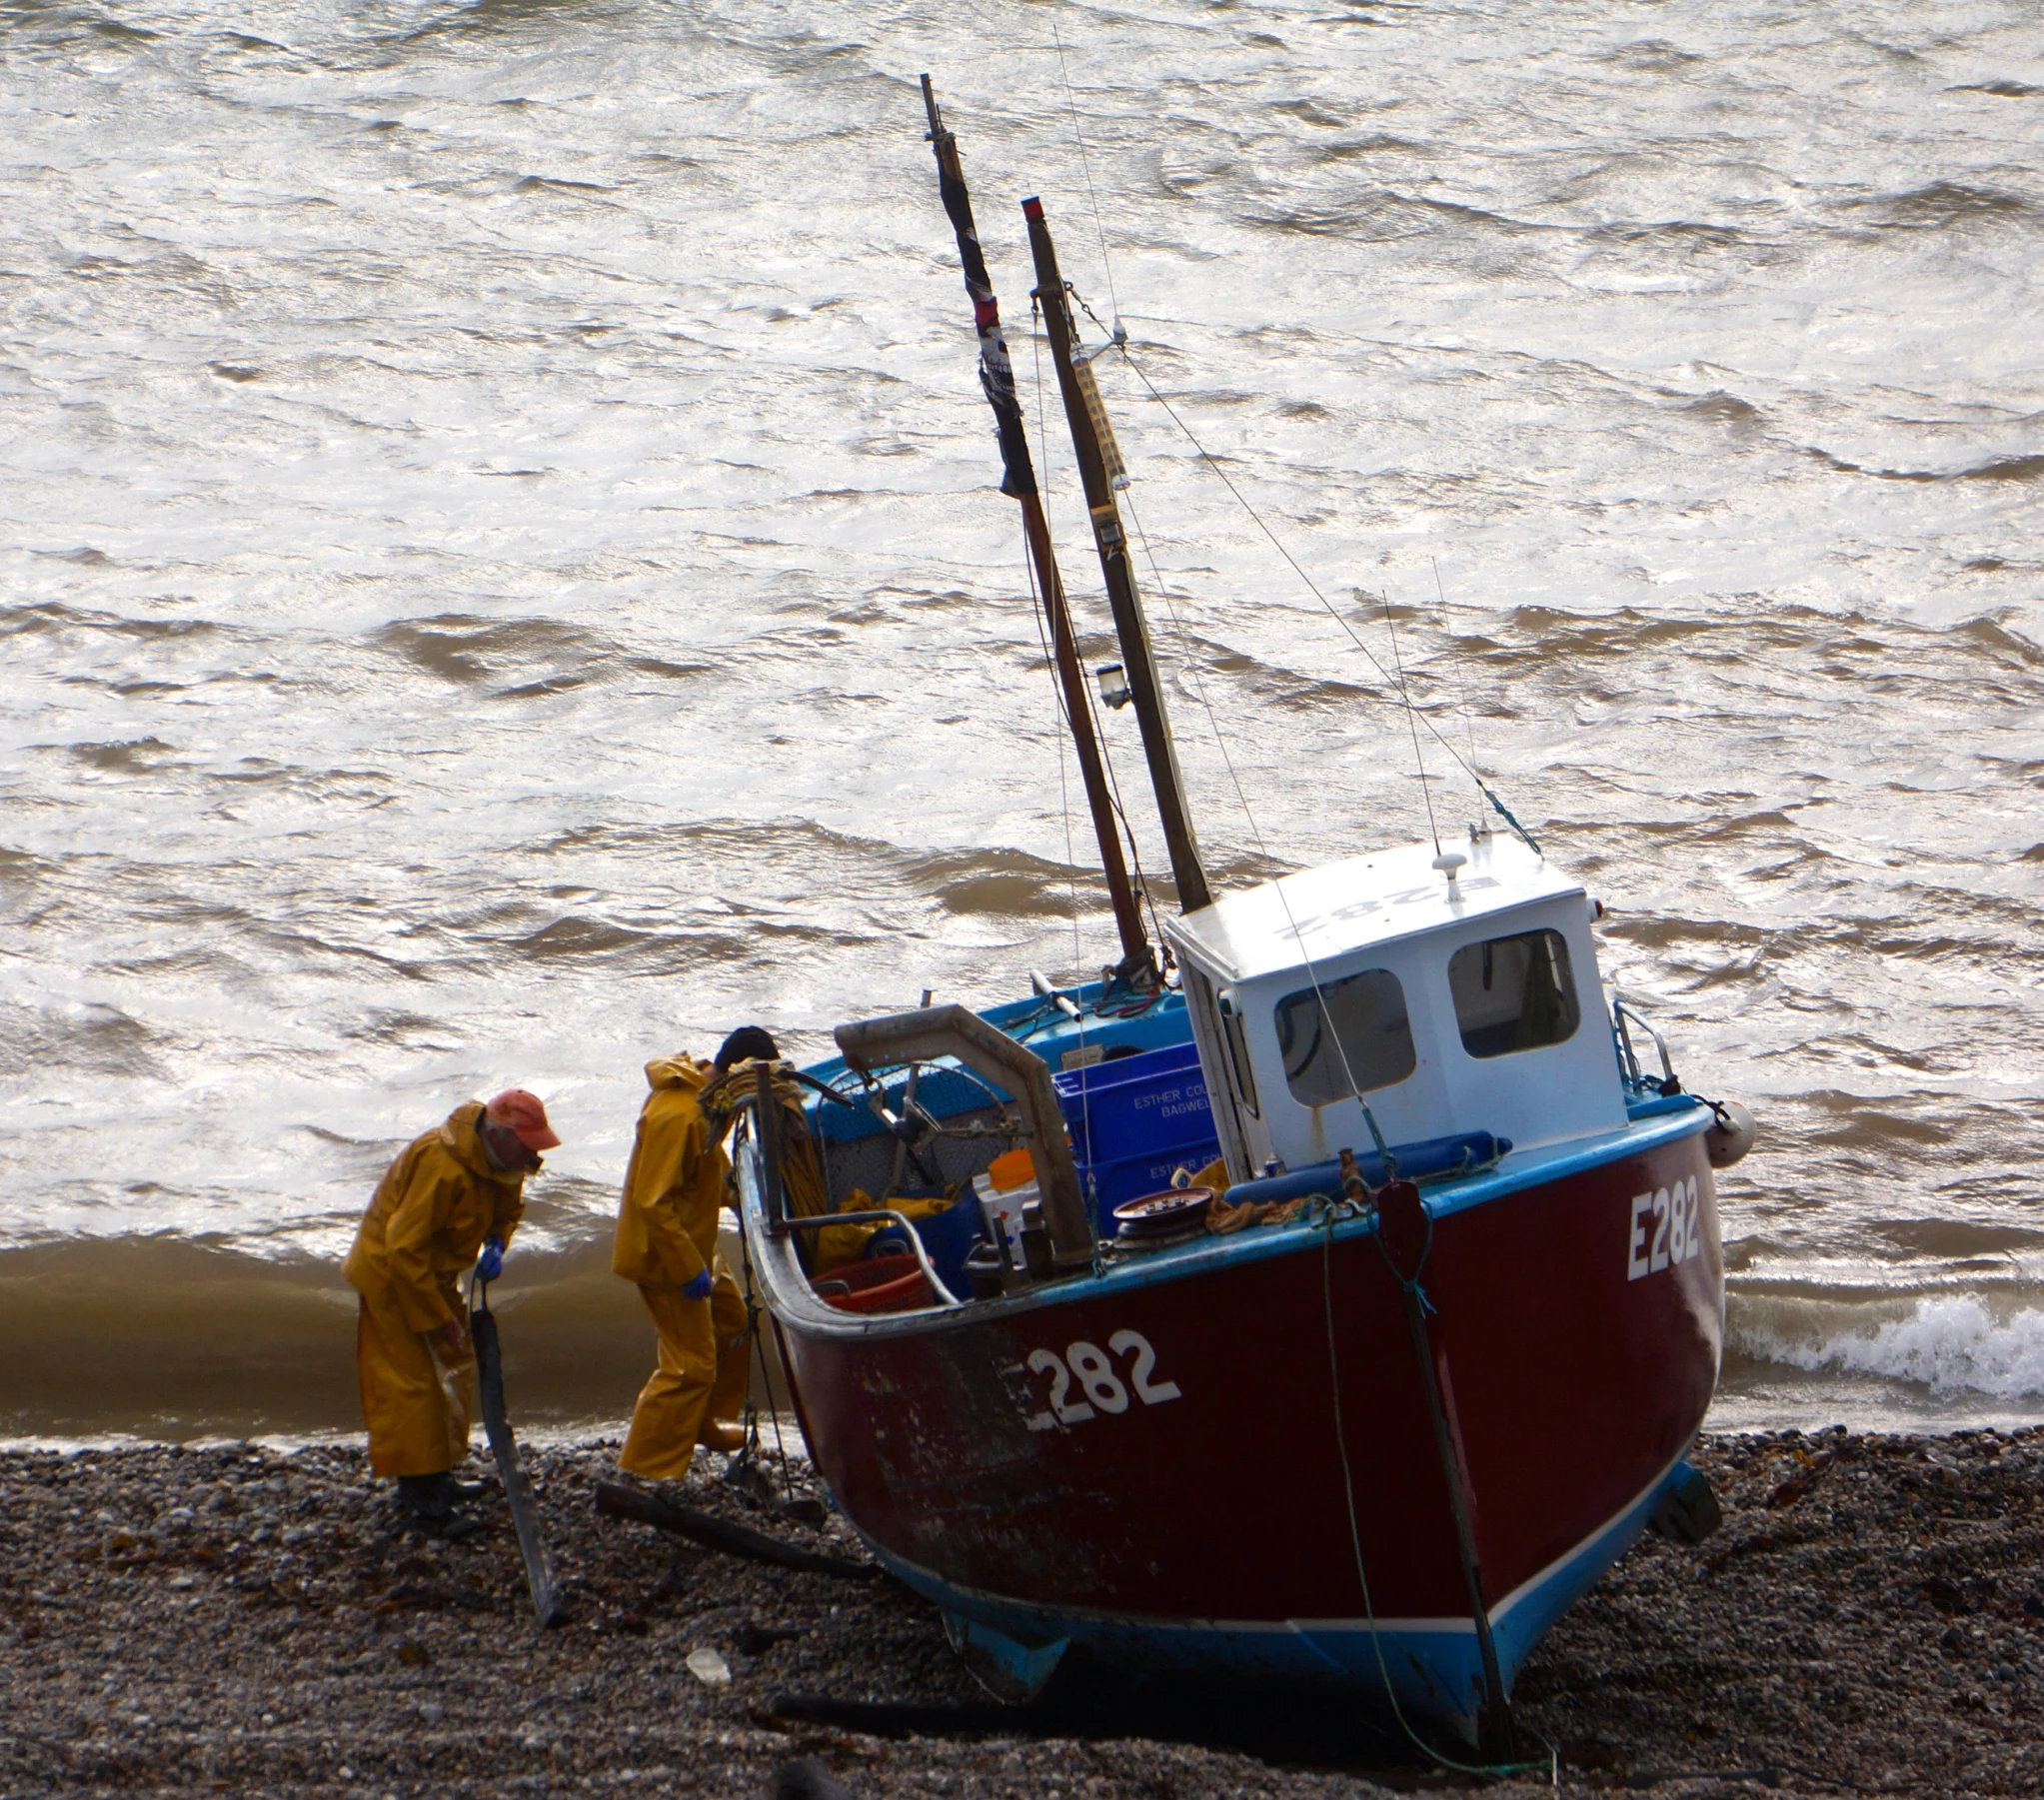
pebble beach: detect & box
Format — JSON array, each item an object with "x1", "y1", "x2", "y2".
[{"x1": 3, "y1": 1427, "x2": 2040, "y2": 1798}]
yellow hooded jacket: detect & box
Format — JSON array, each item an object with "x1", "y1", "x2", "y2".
[
  {"x1": 344, "y1": 1101, "x2": 527, "y2": 1334},
  {"x1": 613, "y1": 1054, "x2": 729, "y2": 1289}
]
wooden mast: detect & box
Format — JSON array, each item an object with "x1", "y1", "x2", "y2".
[
  {"x1": 1022, "y1": 197, "x2": 1213, "y2": 915},
  {"x1": 921, "y1": 78, "x2": 1155, "y2": 983}
]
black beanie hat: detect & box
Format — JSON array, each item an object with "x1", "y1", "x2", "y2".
[{"x1": 714, "y1": 1025, "x2": 780, "y2": 1072}]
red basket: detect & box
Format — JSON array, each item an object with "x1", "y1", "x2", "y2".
[{"x1": 813, "y1": 1252, "x2": 933, "y2": 1315}]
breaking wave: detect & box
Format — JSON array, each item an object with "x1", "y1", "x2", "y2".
[{"x1": 1736, "y1": 1297, "x2": 2044, "y2": 1400}]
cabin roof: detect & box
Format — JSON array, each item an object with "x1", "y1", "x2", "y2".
[{"x1": 1165, "y1": 834, "x2": 1580, "y2": 985}]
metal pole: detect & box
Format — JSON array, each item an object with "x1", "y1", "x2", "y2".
[
  {"x1": 756, "y1": 1062, "x2": 788, "y2": 1236},
  {"x1": 1376, "y1": 1176, "x2": 1515, "y2": 1756},
  {"x1": 1022, "y1": 196, "x2": 1212, "y2": 914},
  {"x1": 1399, "y1": 1286, "x2": 1513, "y2": 1753}
]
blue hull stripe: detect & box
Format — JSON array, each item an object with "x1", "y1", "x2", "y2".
[{"x1": 858, "y1": 1445, "x2": 1688, "y2": 1737}]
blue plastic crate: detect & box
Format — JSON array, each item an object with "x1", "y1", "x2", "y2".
[{"x1": 1052, "y1": 1039, "x2": 1212, "y2": 1167}]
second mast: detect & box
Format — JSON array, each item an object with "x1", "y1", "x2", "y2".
[{"x1": 1022, "y1": 196, "x2": 1213, "y2": 915}]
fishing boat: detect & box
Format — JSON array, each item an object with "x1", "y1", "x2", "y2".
[{"x1": 730, "y1": 81, "x2": 1756, "y2": 1754}]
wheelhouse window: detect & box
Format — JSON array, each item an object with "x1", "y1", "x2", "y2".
[
  {"x1": 1273, "y1": 967, "x2": 1414, "y2": 1106},
  {"x1": 1448, "y1": 928, "x2": 1580, "y2": 1059}
]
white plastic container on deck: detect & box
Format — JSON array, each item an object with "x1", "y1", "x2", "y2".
[{"x1": 973, "y1": 1148, "x2": 1039, "y2": 1267}]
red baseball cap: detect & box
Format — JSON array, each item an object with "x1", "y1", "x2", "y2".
[{"x1": 486, "y1": 1088, "x2": 562, "y2": 1151}]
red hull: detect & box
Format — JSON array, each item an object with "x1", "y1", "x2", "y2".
[{"x1": 768, "y1": 1122, "x2": 1721, "y2": 1632}]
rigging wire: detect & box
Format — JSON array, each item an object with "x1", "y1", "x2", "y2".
[
  {"x1": 1007, "y1": 361, "x2": 1093, "y2": 1005},
  {"x1": 1019, "y1": 517, "x2": 1091, "y2": 1052},
  {"x1": 1043, "y1": 40, "x2": 1535, "y2": 857},
  {"x1": 1097, "y1": 328, "x2": 1540, "y2": 856},
  {"x1": 1379, "y1": 589, "x2": 1441, "y2": 854},
  {"x1": 1050, "y1": 20, "x2": 1120, "y2": 329},
  {"x1": 1030, "y1": 265, "x2": 1382, "y2": 1128},
  {"x1": 1116, "y1": 481, "x2": 1266, "y2": 862},
  {"x1": 1127, "y1": 460, "x2": 1548, "y2": 1783},
  {"x1": 1084, "y1": 334, "x2": 1381, "y2": 1139},
  {"x1": 1433, "y1": 554, "x2": 1492, "y2": 827},
  {"x1": 1111, "y1": 429, "x2": 1376, "y2": 1121},
  {"x1": 1116, "y1": 338, "x2": 1459, "y2": 772},
  {"x1": 1055, "y1": 258, "x2": 1541, "y2": 1782}
]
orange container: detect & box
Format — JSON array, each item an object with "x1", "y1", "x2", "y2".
[{"x1": 987, "y1": 1146, "x2": 1036, "y2": 1191}]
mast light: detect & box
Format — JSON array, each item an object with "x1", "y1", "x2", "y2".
[{"x1": 1095, "y1": 664, "x2": 1132, "y2": 710}]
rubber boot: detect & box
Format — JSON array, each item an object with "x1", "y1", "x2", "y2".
[
  {"x1": 395, "y1": 1473, "x2": 453, "y2": 1520},
  {"x1": 394, "y1": 1473, "x2": 485, "y2": 1541}
]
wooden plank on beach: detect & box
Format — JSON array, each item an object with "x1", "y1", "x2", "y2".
[{"x1": 593, "y1": 1481, "x2": 878, "y2": 1580}]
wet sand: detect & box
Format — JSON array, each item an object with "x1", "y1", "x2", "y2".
[{"x1": 2, "y1": 1428, "x2": 2039, "y2": 1798}]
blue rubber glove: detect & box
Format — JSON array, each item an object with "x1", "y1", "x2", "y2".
[
  {"x1": 475, "y1": 1236, "x2": 505, "y2": 1283},
  {"x1": 681, "y1": 1267, "x2": 714, "y2": 1301}
]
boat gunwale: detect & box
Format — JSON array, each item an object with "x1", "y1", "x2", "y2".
[{"x1": 740, "y1": 1095, "x2": 1714, "y2": 1342}]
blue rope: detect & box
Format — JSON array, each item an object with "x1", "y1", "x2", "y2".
[{"x1": 1480, "y1": 783, "x2": 1542, "y2": 856}]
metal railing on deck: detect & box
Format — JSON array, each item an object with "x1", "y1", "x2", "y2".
[
  {"x1": 744, "y1": 1061, "x2": 962, "y2": 1309},
  {"x1": 1612, "y1": 996, "x2": 1680, "y2": 1096}
]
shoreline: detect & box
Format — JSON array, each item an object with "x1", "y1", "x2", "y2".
[
  {"x1": 4, "y1": 1428, "x2": 2041, "y2": 1797},
  {"x1": 12, "y1": 1238, "x2": 2044, "y2": 1446},
  {"x1": 11, "y1": 1389, "x2": 2044, "y2": 1454}
]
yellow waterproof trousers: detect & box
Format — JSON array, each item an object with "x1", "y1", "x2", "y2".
[
  {"x1": 356, "y1": 1291, "x2": 474, "y2": 1478},
  {"x1": 621, "y1": 1283, "x2": 717, "y2": 1480}
]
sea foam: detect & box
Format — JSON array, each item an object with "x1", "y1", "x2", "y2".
[{"x1": 1737, "y1": 1297, "x2": 2044, "y2": 1400}]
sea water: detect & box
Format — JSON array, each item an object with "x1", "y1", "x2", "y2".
[{"x1": 2, "y1": 0, "x2": 2040, "y2": 1436}]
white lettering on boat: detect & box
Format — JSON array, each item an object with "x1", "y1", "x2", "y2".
[
  {"x1": 1108, "y1": 1327, "x2": 1182, "y2": 1404},
  {"x1": 1130, "y1": 1082, "x2": 1206, "y2": 1114},
  {"x1": 1025, "y1": 1348, "x2": 1091, "y2": 1427},
  {"x1": 1066, "y1": 1342, "x2": 1129, "y2": 1413},
  {"x1": 1627, "y1": 1176, "x2": 1702, "y2": 1281},
  {"x1": 1024, "y1": 1329, "x2": 1181, "y2": 1430}
]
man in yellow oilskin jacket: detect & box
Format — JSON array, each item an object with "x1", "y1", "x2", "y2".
[
  {"x1": 614, "y1": 1027, "x2": 773, "y2": 1480},
  {"x1": 345, "y1": 1088, "x2": 560, "y2": 1535}
]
